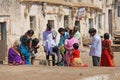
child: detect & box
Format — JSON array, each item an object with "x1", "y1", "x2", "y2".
[
  {"x1": 31, "y1": 38, "x2": 40, "y2": 64},
  {"x1": 70, "y1": 43, "x2": 87, "y2": 67},
  {"x1": 52, "y1": 46, "x2": 63, "y2": 66}
]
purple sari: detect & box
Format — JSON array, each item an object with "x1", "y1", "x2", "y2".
[{"x1": 8, "y1": 48, "x2": 24, "y2": 64}]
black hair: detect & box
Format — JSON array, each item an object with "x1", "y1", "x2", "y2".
[
  {"x1": 27, "y1": 29, "x2": 34, "y2": 36},
  {"x1": 32, "y1": 38, "x2": 39, "y2": 47},
  {"x1": 104, "y1": 33, "x2": 109, "y2": 39},
  {"x1": 58, "y1": 28, "x2": 65, "y2": 33},
  {"x1": 88, "y1": 28, "x2": 96, "y2": 33},
  {"x1": 21, "y1": 29, "x2": 34, "y2": 46},
  {"x1": 73, "y1": 43, "x2": 79, "y2": 50},
  {"x1": 32, "y1": 38, "x2": 39, "y2": 53},
  {"x1": 69, "y1": 30, "x2": 74, "y2": 35},
  {"x1": 52, "y1": 46, "x2": 58, "y2": 53},
  {"x1": 47, "y1": 23, "x2": 52, "y2": 30}
]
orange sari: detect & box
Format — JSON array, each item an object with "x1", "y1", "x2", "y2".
[{"x1": 100, "y1": 39, "x2": 115, "y2": 67}]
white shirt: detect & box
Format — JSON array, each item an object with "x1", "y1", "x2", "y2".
[
  {"x1": 89, "y1": 34, "x2": 102, "y2": 57},
  {"x1": 43, "y1": 30, "x2": 57, "y2": 55}
]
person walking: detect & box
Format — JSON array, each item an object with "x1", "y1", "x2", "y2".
[
  {"x1": 88, "y1": 28, "x2": 102, "y2": 66},
  {"x1": 100, "y1": 33, "x2": 115, "y2": 67}
]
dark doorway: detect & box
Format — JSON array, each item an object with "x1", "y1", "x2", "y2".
[
  {"x1": 88, "y1": 18, "x2": 93, "y2": 29},
  {"x1": 75, "y1": 21, "x2": 80, "y2": 31},
  {"x1": 0, "y1": 22, "x2": 7, "y2": 62},
  {"x1": 48, "y1": 20, "x2": 54, "y2": 28},
  {"x1": 108, "y1": 10, "x2": 113, "y2": 35},
  {"x1": 64, "y1": 15, "x2": 69, "y2": 29}
]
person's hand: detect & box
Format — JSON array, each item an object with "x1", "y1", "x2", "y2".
[
  {"x1": 89, "y1": 45, "x2": 91, "y2": 48},
  {"x1": 35, "y1": 45, "x2": 40, "y2": 49}
]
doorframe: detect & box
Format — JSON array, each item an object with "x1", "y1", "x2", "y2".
[
  {"x1": 0, "y1": 22, "x2": 7, "y2": 62},
  {"x1": 0, "y1": 15, "x2": 10, "y2": 63},
  {"x1": 108, "y1": 9, "x2": 113, "y2": 35}
]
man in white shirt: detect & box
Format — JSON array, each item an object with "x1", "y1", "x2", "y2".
[
  {"x1": 88, "y1": 28, "x2": 102, "y2": 66},
  {"x1": 43, "y1": 23, "x2": 57, "y2": 66}
]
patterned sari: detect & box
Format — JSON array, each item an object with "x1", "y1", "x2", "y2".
[{"x1": 100, "y1": 39, "x2": 115, "y2": 67}]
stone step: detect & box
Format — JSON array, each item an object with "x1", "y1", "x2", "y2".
[
  {"x1": 114, "y1": 35, "x2": 120, "y2": 40},
  {"x1": 113, "y1": 40, "x2": 120, "y2": 44},
  {"x1": 112, "y1": 44, "x2": 120, "y2": 52}
]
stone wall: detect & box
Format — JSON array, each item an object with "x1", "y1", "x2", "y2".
[
  {"x1": 115, "y1": 2, "x2": 120, "y2": 32},
  {"x1": 0, "y1": 0, "x2": 22, "y2": 47}
]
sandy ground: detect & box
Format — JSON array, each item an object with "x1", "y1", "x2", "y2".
[{"x1": 0, "y1": 47, "x2": 120, "y2": 80}]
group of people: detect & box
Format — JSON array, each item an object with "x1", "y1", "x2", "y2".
[
  {"x1": 43, "y1": 23, "x2": 86, "y2": 67},
  {"x1": 89, "y1": 28, "x2": 115, "y2": 67},
  {"x1": 8, "y1": 30, "x2": 40, "y2": 65},
  {"x1": 8, "y1": 23, "x2": 115, "y2": 67},
  {"x1": 43, "y1": 23, "x2": 115, "y2": 67}
]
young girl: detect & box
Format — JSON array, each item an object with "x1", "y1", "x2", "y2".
[
  {"x1": 31, "y1": 38, "x2": 40, "y2": 64},
  {"x1": 70, "y1": 43, "x2": 87, "y2": 67}
]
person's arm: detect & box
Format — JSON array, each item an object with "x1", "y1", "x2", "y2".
[
  {"x1": 90, "y1": 37, "x2": 98, "y2": 50},
  {"x1": 108, "y1": 41, "x2": 114, "y2": 58},
  {"x1": 29, "y1": 38, "x2": 32, "y2": 51},
  {"x1": 64, "y1": 39, "x2": 70, "y2": 51}
]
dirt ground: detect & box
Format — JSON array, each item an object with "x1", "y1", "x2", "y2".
[{"x1": 0, "y1": 47, "x2": 120, "y2": 80}]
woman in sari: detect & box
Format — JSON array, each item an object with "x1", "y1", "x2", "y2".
[
  {"x1": 8, "y1": 40, "x2": 25, "y2": 65},
  {"x1": 100, "y1": 33, "x2": 115, "y2": 67},
  {"x1": 64, "y1": 30, "x2": 80, "y2": 66},
  {"x1": 20, "y1": 29, "x2": 34, "y2": 64}
]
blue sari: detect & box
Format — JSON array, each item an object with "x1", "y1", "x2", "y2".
[{"x1": 20, "y1": 36, "x2": 32, "y2": 64}]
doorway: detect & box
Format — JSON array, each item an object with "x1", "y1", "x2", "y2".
[
  {"x1": 75, "y1": 20, "x2": 80, "y2": 31},
  {"x1": 64, "y1": 15, "x2": 69, "y2": 29},
  {"x1": 0, "y1": 22, "x2": 7, "y2": 62},
  {"x1": 108, "y1": 10, "x2": 113, "y2": 35},
  {"x1": 48, "y1": 20, "x2": 54, "y2": 28}
]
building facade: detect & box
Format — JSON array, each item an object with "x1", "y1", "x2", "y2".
[
  {"x1": 114, "y1": 0, "x2": 120, "y2": 34},
  {"x1": 0, "y1": 0, "x2": 113, "y2": 62}
]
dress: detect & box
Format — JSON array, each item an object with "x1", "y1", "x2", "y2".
[
  {"x1": 8, "y1": 48, "x2": 24, "y2": 65},
  {"x1": 100, "y1": 39, "x2": 115, "y2": 67},
  {"x1": 70, "y1": 49, "x2": 82, "y2": 66}
]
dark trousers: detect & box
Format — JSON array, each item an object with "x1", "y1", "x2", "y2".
[
  {"x1": 92, "y1": 56, "x2": 100, "y2": 66},
  {"x1": 46, "y1": 52, "x2": 55, "y2": 66}
]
